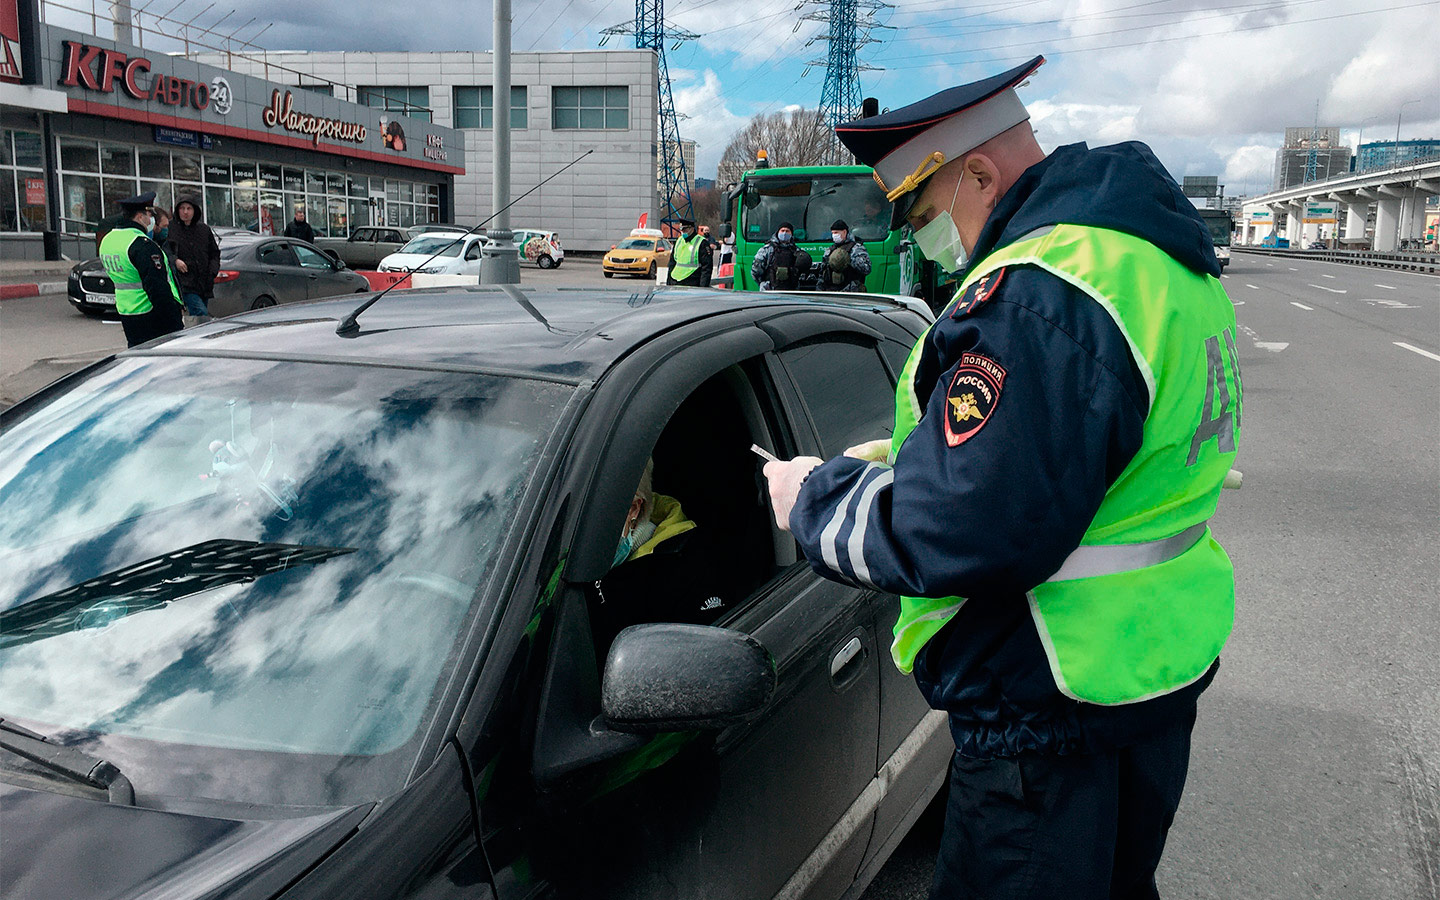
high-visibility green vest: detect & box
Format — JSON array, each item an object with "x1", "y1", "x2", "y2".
[
  {"x1": 671, "y1": 234, "x2": 703, "y2": 282},
  {"x1": 889, "y1": 223, "x2": 1241, "y2": 705},
  {"x1": 99, "y1": 227, "x2": 182, "y2": 316}
]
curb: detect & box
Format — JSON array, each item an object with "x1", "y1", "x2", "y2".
[{"x1": 0, "y1": 281, "x2": 67, "y2": 300}]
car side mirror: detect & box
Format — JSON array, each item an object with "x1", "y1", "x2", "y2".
[
  {"x1": 323, "y1": 249, "x2": 343, "y2": 267},
  {"x1": 718, "y1": 223, "x2": 732, "y2": 241},
  {"x1": 602, "y1": 623, "x2": 776, "y2": 733}
]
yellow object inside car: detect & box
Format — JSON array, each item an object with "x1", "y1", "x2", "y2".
[{"x1": 603, "y1": 229, "x2": 672, "y2": 277}]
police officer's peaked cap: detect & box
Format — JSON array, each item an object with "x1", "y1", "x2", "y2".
[
  {"x1": 836, "y1": 55, "x2": 1044, "y2": 219},
  {"x1": 678, "y1": 217, "x2": 696, "y2": 226},
  {"x1": 118, "y1": 191, "x2": 157, "y2": 212}
]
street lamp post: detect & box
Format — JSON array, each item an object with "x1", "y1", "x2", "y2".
[
  {"x1": 1393, "y1": 99, "x2": 1421, "y2": 250},
  {"x1": 1356, "y1": 115, "x2": 1379, "y2": 171},
  {"x1": 1394, "y1": 99, "x2": 1421, "y2": 168}
]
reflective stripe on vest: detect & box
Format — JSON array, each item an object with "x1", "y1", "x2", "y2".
[
  {"x1": 671, "y1": 234, "x2": 702, "y2": 281},
  {"x1": 887, "y1": 223, "x2": 1239, "y2": 705},
  {"x1": 99, "y1": 227, "x2": 182, "y2": 316}
]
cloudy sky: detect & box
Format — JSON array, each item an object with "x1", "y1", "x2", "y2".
[{"x1": 56, "y1": 0, "x2": 1440, "y2": 194}]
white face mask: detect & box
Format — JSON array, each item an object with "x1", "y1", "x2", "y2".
[
  {"x1": 831, "y1": 232, "x2": 845, "y2": 243},
  {"x1": 910, "y1": 175, "x2": 968, "y2": 274}
]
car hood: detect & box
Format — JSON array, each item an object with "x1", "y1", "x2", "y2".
[
  {"x1": 379, "y1": 253, "x2": 464, "y2": 270},
  {"x1": 0, "y1": 780, "x2": 370, "y2": 900}
]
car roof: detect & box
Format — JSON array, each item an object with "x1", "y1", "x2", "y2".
[{"x1": 133, "y1": 287, "x2": 923, "y2": 383}]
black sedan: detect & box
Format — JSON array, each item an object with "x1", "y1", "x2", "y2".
[
  {"x1": 0, "y1": 286, "x2": 950, "y2": 900},
  {"x1": 66, "y1": 232, "x2": 370, "y2": 319}
]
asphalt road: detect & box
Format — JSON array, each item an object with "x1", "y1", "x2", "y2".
[{"x1": 2, "y1": 254, "x2": 1437, "y2": 898}]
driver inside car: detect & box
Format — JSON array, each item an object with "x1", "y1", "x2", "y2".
[{"x1": 588, "y1": 458, "x2": 734, "y2": 652}]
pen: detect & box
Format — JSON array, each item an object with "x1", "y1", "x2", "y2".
[{"x1": 750, "y1": 443, "x2": 780, "y2": 463}]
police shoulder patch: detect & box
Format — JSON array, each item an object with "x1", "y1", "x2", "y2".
[
  {"x1": 943, "y1": 352, "x2": 1007, "y2": 447},
  {"x1": 151, "y1": 254, "x2": 164, "y2": 269},
  {"x1": 950, "y1": 266, "x2": 1006, "y2": 319}
]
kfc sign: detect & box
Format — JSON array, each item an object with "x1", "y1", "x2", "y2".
[{"x1": 57, "y1": 40, "x2": 220, "y2": 112}]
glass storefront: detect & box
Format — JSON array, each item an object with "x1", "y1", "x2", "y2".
[
  {"x1": 1, "y1": 130, "x2": 47, "y2": 233},
  {"x1": 31, "y1": 135, "x2": 441, "y2": 237}
]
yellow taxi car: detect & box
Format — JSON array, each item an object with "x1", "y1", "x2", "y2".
[{"x1": 602, "y1": 228, "x2": 672, "y2": 279}]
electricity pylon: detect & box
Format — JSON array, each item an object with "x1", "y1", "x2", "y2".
[{"x1": 798, "y1": 0, "x2": 891, "y2": 162}]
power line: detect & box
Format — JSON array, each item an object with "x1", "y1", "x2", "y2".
[{"x1": 879, "y1": 0, "x2": 1438, "y2": 70}]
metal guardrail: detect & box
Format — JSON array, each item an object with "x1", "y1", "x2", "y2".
[{"x1": 1233, "y1": 246, "x2": 1439, "y2": 275}]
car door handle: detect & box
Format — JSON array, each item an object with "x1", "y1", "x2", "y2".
[
  {"x1": 306, "y1": 274, "x2": 318, "y2": 279},
  {"x1": 830, "y1": 635, "x2": 865, "y2": 679}
]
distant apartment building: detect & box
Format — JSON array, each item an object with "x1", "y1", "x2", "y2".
[
  {"x1": 658, "y1": 139, "x2": 697, "y2": 197},
  {"x1": 1273, "y1": 126, "x2": 1352, "y2": 190},
  {"x1": 1356, "y1": 139, "x2": 1440, "y2": 172}
]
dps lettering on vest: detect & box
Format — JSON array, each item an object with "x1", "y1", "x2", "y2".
[{"x1": 890, "y1": 223, "x2": 1241, "y2": 706}]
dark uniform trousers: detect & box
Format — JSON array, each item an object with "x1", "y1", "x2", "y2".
[
  {"x1": 120, "y1": 301, "x2": 184, "y2": 348},
  {"x1": 930, "y1": 705, "x2": 1196, "y2": 900}
]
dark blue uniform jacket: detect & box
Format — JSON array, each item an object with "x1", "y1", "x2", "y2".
[{"x1": 790, "y1": 142, "x2": 1223, "y2": 758}]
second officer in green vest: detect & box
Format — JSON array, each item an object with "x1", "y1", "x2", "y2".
[
  {"x1": 761, "y1": 57, "x2": 1242, "y2": 898},
  {"x1": 100, "y1": 191, "x2": 185, "y2": 347},
  {"x1": 666, "y1": 218, "x2": 712, "y2": 287}
]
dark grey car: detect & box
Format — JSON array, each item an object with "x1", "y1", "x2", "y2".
[
  {"x1": 65, "y1": 233, "x2": 371, "y2": 320},
  {"x1": 210, "y1": 236, "x2": 372, "y2": 317},
  {"x1": 0, "y1": 287, "x2": 950, "y2": 900}
]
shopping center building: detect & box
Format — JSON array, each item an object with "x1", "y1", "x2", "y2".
[
  {"x1": 1, "y1": 10, "x2": 462, "y2": 259},
  {"x1": 202, "y1": 49, "x2": 661, "y2": 252}
]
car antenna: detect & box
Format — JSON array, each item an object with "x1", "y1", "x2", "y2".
[{"x1": 336, "y1": 149, "x2": 595, "y2": 337}]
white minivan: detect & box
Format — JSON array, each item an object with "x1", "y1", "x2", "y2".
[{"x1": 378, "y1": 231, "x2": 488, "y2": 276}]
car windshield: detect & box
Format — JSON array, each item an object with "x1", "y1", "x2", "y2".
[
  {"x1": 742, "y1": 174, "x2": 891, "y2": 243},
  {"x1": 399, "y1": 235, "x2": 469, "y2": 257},
  {"x1": 1198, "y1": 212, "x2": 1232, "y2": 247},
  {"x1": 617, "y1": 239, "x2": 654, "y2": 250},
  {"x1": 0, "y1": 357, "x2": 568, "y2": 806}
]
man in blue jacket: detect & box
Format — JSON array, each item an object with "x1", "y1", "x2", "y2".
[{"x1": 764, "y1": 56, "x2": 1241, "y2": 899}]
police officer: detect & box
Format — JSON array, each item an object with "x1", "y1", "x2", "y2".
[
  {"x1": 816, "y1": 219, "x2": 872, "y2": 292},
  {"x1": 762, "y1": 56, "x2": 1241, "y2": 898},
  {"x1": 750, "y1": 221, "x2": 812, "y2": 290},
  {"x1": 667, "y1": 217, "x2": 713, "y2": 286},
  {"x1": 99, "y1": 192, "x2": 185, "y2": 347}
]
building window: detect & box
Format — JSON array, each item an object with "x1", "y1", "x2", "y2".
[
  {"x1": 299, "y1": 83, "x2": 334, "y2": 97},
  {"x1": 553, "y1": 86, "x2": 628, "y2": 130},
  {"x1": 358, "y1": 86, "x2": 432, "y2": 122},
  {"x1": 0, "y1": 130, "x2": 46, "y2": 233},
  {"x1": 453, "y1": 86, "x2": 527, "y2": 130}
]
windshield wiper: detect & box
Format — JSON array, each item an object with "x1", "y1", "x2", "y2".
[
  {"x1": 0, "y1": 717, "x2": 135, "y2": 805},
  {"x1": 0, "y1": 539, "x2": 355, "y2": 650}
]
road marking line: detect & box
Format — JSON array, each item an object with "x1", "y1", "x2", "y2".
[
  {"x1": 1288, "y1": 267, "x2": 1298, "y2": 271},
  {"x1": 1290, "y1": 302, "x2": 1313, "y2": 310},
  {"x1": 1375, "y1": 284, "x2": 1396, "y2": 290},
  {"x1": 1320, "y1": 273, "x2": 1336, "y2": 279},
  {"x1": 1245, "y1": 283, "x2": 1260, "y2": 289},
  {"x1": 1255, "y1": 341, "x2": 1289, "y2": 352},
  {"x1": 1220, "y1": 274, "x2": 1229, "y2": 279},
  {"x1": 1232, "y1": 300, "x2": 1245, "y2": 306},
  {"x1": 1362, "y1": 298, "x2": 1420, "y2": 309},
  {"x1": 1308, "y1": 283, "x2": 1347, "y2": 294},
  {"x1": 1266, "y1": 263, "x2": 1274, "y2": 267},
  {"x1": 1395, "y1": 342, "x2": 1440, "y2": 363}
]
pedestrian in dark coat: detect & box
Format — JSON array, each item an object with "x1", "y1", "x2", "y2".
[
  {"x1": 167, "y1": 194, "x2": 221, "y2": 321},
  {"x1": 283, "y1": 207, "x2": 315, "y2": 244}
]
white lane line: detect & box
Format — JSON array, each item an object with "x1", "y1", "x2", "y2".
[
  {"x1": 1245, "y1": 283, "x2": 1260, "y2": 290},
  {"x1": 1361, "y1": 298, "x2": 1420, "y2": 309},
  {"x1": 1266, "y1": 263, "x2": 1274, "y2": 267},
  {"x1": 1232, "y1": 300, "x2": 1245, "y2": 306},
  {"x1": 1375, "y1": 284, "x2": 1396, "y2": 290},
  {"x1": 1395, "y1": 342, "x2": 1440, "y2": 363},
  {"x1": 1320, "y1": 273, "x2": 1336, "y2": 279},
  {"x1": 1239, "y1": 324, "x2": 1288, "y2": 353},
  {"x1": 1308, "y1": 283, "x2": 1347, "y2": 294},
  {"x1": 1221, "y1": 274, "x2": 1229, "y2": 279},
  {"x1": 1290, "y1": 301, "x2": 1314, "y2": 310},
  {"x1": 1287, "y1": 266, "x2": 1298, "y2": 271}
]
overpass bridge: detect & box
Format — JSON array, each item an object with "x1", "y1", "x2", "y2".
[{"x1": 1240, "y1": 155, "x2": 1439, "y2": 251}]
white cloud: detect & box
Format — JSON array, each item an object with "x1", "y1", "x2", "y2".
[{"x1": 670, "y1": 68, "x2": 750, "y2": 179}]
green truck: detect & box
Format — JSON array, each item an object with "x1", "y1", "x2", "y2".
[{"x1": 720, "y1": 163, "x2": 950, "y2": 308}]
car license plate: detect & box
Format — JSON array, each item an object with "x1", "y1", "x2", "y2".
[{"x1": 87, "y1": 293, "x2": 117, "y2": 306}]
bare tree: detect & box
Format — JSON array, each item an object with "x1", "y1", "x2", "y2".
[{"x1": 717, "y1": 108, "x2": 840, "y2": 186}]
